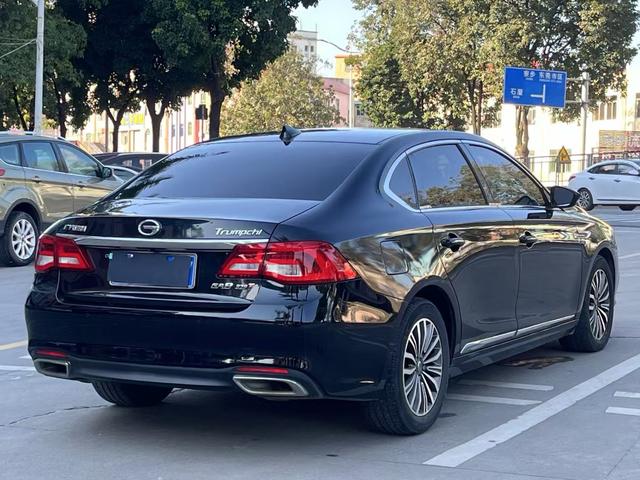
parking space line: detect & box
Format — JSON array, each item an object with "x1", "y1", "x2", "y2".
[
  {"x1": 0, "y1": 365, "x2": 35, "y2": 372},
  {"x1": 606, "y1": 407, "x2": 640, "y2": 417},
  {"x1": 457, "y1": 380, "x2": 554, "y2": 391},
  {"x1": 0, "y1": 340, "x2": 27, "y2": 351},
  {"x1": 614, "y1": 391, "x2": 640, "y2": 399},
  {"x1": 424, "y1": 352, "x2": 640, "y2": 468},
  {"x1": 447, "y1": 394, "x2": 541, "y2": 406}
]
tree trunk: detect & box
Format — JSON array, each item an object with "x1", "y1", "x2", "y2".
[
  {"x1": 146, "y1": 98, "x2": 166, "y2": 152},
  {"x1": 208, "y1": 74, "x2": 226, "y2": 139},
  {"x1": 106, "y1": 108, "x2": 127, "y2": 152},
  {"x1": 477, "y1": 81, "x2": 483, "y2": 136},
  {"x1": 12, "y1": 86, "x2": 28, "y2": 131},
  {"x1": 51, "y1": 79, "x2": 67, "y2": 137},
  {"x1": 515, "y1": 106, "x2": 530, "y2": 167}
]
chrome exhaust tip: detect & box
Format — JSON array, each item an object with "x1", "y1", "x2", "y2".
[
  {"x1": 34, "y1": 358, "x2": 70, "y2": 379},
  {"x1": 232, "y1": 375, "x2": 309, "y2": 397}
]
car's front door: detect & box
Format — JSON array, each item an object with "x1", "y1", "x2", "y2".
[
  {"x1": 466, "y1": 144, "x2": 586, "y2": 334},
  {"x1": 56, "y1": 143, "x2": 121, "y2": 210},
  {"x1": 588, "y1": 163, "x2": 617, "y2": 203},
  {"x1": 407, "y1": 143, "x2": 519, "y2": 355},
  {"x1": 20, "y1": 141, "x2": 74, "y2": 223}
]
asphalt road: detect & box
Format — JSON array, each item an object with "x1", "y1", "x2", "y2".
[{"x1": 1, "y1": 206, "x2": 640, "y2": 480}]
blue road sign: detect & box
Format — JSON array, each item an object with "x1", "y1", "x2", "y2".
[{"x1": 503, "y1": 67, "x2": 567, "y2": 108}]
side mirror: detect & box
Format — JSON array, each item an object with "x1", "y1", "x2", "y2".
[
  {"x1": 99, "y1": 166, "x2": 113, "y2": 179},
  {"x1": 550, "y1": 186, "x2": 579, "y2": 208}
]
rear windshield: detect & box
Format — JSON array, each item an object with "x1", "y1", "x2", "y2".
[{"x1": 109, "y1": 141, "x2": 371, "y2": 201}]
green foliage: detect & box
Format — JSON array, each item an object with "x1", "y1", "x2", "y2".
[
  {"x1": 149, "y1": 0, "x2": 317, "y2": 138},
  {"x1": 220, "y1": 51, "x2": 341, "y2": 136},
  {"x1": 0, "y1": 1, "x2": 86, "y2": 133}
]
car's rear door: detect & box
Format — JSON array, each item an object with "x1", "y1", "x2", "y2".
[
  {"x1": 55, "y1": 143, "x2": 121, "y2": 210},
  {"x1": 614, "y1": 162, "x2": 640, "y2": 203},
  {"x1": 465, "y1": 143, "x2": 585, "y2": 334},
  {"x1": 408, "y1": 142, "x2": 519, "y2": 355},
  {"x1": 20, "y1": 141, "x2": 74, "y2": 223}
]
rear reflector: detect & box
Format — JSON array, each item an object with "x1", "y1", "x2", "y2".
[
  {"x1": 34, "y1": 348, "x2": 68, "y2": 359},
  {"x1": 235, "y1": 365, "x2": 289, "y2": 375},
  {"x1": 35, "y1": 234, "x2": 93, "y2": 272},
  {"x1": 218, "y1": 241, "x2": 357, "y2": 284}
]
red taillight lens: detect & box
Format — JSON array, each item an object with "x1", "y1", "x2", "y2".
[
  {"x1": 34, "y1": 348, "x2": 68, "y2": 359},
  {"x1": 218, "y1": 241, "x2": 357, "y2": 284},
  {"x1": 235, "y1": 365, "x2": 289, "y2": 375},
  {"x1": 35, "y1": 234, "x2": 93, "y2": 272}
]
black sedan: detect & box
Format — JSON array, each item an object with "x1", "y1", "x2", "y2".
[
  {"x1": 25, "y1": 128, "x2": 617, "y2": 435},
  {"x1": 94, "y1": 152, "x2": 166, "y2": 172}
]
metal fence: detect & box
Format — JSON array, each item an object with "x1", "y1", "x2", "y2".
[{"x1": 515, "y1": 154, "x2": 591, "y2": 186}]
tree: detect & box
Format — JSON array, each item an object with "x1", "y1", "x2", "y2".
[
  {"x1": 353, "y1": 0, "x2": 503, "y2": 133},
  {"x1": 0, "y1": 1, "x2": 86, "y2": 134},
  {"x1": 488, "y1": 0, "x2": 638, "y2": 165},
  {"x1": 220, "y1": 51, "x2": 341, "y2": 136},
  {"x1": 150, "y1": 0, "x2": 317, "y2": 139}
]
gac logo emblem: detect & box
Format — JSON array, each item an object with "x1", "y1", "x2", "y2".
[{"x1": 138, "y1": 219, "x2": 162, "y2": 236}]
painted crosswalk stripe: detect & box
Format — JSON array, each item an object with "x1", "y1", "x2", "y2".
[
  {"x1": 0, "y1": 365, "x2": 35, "y2": 372},
  {"x1": 447, "y1": 394, "x2": 541, "y2": 406},
  {"x1": 425, "y1": 352, "x2": 640, "y2": 468},
  {"x1": 0, "y1": 340, "x2": 27, "y2": 351},
  {"x1": 457, "y1": 380, "x2": 553, "y2": 391},
  {"x1": 606, "y1": 407, "x2": 640, "y2": 417},
  {"x1": 614, "y1": 391, "x2": 640, "y2": 399}
]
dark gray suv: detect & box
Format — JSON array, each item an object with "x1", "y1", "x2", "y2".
[{"x1": 0, "y1": 132, "x2": 122, "y2": 266}]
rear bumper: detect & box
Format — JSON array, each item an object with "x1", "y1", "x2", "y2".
[{"x1": 25, "y1": 293, "x2": 397, "y2": 400}]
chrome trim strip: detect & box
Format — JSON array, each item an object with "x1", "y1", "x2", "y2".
[
  {"x1": 58, "y1": 234, "x2": 269, "y2": 250},
  {"x1": 460, "y1": 330, "x2": 517, "y2": 355},
  {"x1": 516, "y1": 315, "x2": 575, "y2": 337},
  {"x1": 232, "y1": 375, "x2": 309, "y2": 397}
]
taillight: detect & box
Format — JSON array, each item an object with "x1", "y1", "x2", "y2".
[
  {"x1": 35, "y1": 234, "x2": 93, "y2": 272},
  {"x1": 218, "y1": 241, "x2": 357, "y2": 284}
]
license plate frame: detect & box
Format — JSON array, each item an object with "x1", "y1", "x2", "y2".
[{"x1": 107, "y1": 251, "x2": 197, "y2": 289}]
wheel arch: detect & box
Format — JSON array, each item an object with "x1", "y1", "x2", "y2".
[
  {"x1": 6, "y1": 200, "x2": 42, "y2": 230},
  {"x1": 595, "y1": 244, "x2": 616, "y2": 289},
  {"x1": 399, "y1": 278, "x2": 461, "y2": 357}
]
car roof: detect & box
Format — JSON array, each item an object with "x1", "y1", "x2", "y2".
[
  {"x1": 0, "y1": 132, "x2": 69, "y2": 144},
  {"x1": 590, "y1": 159, "x2": 640, "y2": 168},
  {"x1": 205, "y1": 128, "x2": 485, "y2": 146}
]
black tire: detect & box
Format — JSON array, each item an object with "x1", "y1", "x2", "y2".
[
  {"x1": 0, "y1": 211, "x2": 39, "y2": 267},
  {"x1": 92, "y1": 381, "x2": 173, "y2": 407},
  {"x1": 365, "y1": 299, "x2": 450, "y2": 435},
  {"x1": 577, "y1": 188, "x2": 594, "y2": 211},
  {"x1": 619, "y1": 205, "x2": 636, "y2": 211},
  {"x1": 560, "y1": 256, "x2": 614, "y2": 352}
]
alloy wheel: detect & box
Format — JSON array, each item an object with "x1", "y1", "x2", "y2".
[
  {"x1": 578, "y1": 190, "x2": 591, "y2": 209},
  {"x1": 11, "y1": 219, "x2": 36, "y2": 260},
  {"x1": 403, "y1": 317, "x2": 443, "y2": 416},
  {"x1": 588, "y1": 269, "x2": 610, "y2": 341}
]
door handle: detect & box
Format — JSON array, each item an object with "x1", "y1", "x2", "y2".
[
  {"x1": 32, "y1": 175, "x2": 41, "y2": 183},
  {"x1": 588, "y1": 177, "x2": 595, "y2": 180},
  {"x1": 440, "y1": 233, "x2": 466, "y2": 251},
  {"x1": 614, "y1": 179, "x2": 621, "y2": 183},
  {"x1": 519, "y1": 231, "x2": 538, "y2": 247},
  {"x1": 76, "y1": 181, "x2": 85, "y2": 188}
]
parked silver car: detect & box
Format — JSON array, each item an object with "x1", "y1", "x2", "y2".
[{"x1": 0, "y1": 132, "x2": 123, "y2": 266}]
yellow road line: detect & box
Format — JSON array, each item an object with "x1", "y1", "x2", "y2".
[{"x1": 0, "y1": 340, "x2": 27, "y2": 351}]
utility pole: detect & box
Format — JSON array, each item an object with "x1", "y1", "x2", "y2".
[
  {"x1": 33, "y1": 0, "x2": 45, "y2": 135},
  {"x1": 580, "y1": 72, "x2": 590, "y2": 160}
]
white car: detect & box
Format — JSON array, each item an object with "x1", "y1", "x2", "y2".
[{"x1": 568, "y1": 159, "x2": 640, "y2": 211}]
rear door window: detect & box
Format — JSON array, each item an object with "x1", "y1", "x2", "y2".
[
  {"x1": 591, "y1": 164, "x2": 617, "y2": 175},
  {"x1": 111, "y1": 141, "x2": 373, "y2": 201},
  {"x1": 408, "y1": 144, "x2": 486, "y2": 208},
  {"x1": 0, "y1": 144, "x2": 21, "y2": 166},
  {"x1": 58, "y1": 144, "x2": 101, "y2": 176},
  {"x1": 22, "y1": 142, "x2": 61, "y2": 172}
]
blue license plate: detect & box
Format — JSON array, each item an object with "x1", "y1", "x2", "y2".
[{"x1": 107, "y1": 252, "x2": 197, "y2": 289}]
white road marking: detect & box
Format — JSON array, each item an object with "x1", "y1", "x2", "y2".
[
  {"x1": 457, "y1": 380, "x2": 554, "y2": 391},
  {"x1": 447, "y1": 394, "x2": 541, "y2": 406},
  {"x1": 0, "y1": 365, "x2": 35, "y2": 372},
  {"x1": 618, "y1": 252, "x2": 640, "y2": 260},
  {"x1": 425, "y1": 352, "x2": 640, "y2": 468},
  {"x1": 614, "y1": 391, "x2": 640, "y2": 399},
  {"x1": 19, "y1": 355, "x2": 30, "y2": 360},
  {"x1": 606, "y1": 407, "x2": 640, "y2": 417},
  {"x1": 0, "y1": 340, "x2": 27, "y2": 351}
]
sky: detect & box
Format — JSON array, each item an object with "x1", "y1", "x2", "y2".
[{"x1": 294, "y1": 0, "x2": 364, "y2": 77}]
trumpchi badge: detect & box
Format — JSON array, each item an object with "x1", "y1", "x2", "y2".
[{"x1": 138, "y1": 219, "x2": 162, "y2": 236}]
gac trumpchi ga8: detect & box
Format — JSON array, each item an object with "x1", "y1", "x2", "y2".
[{"x1": 25, "y1": 128, "x2": 617, "y2": 435}]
